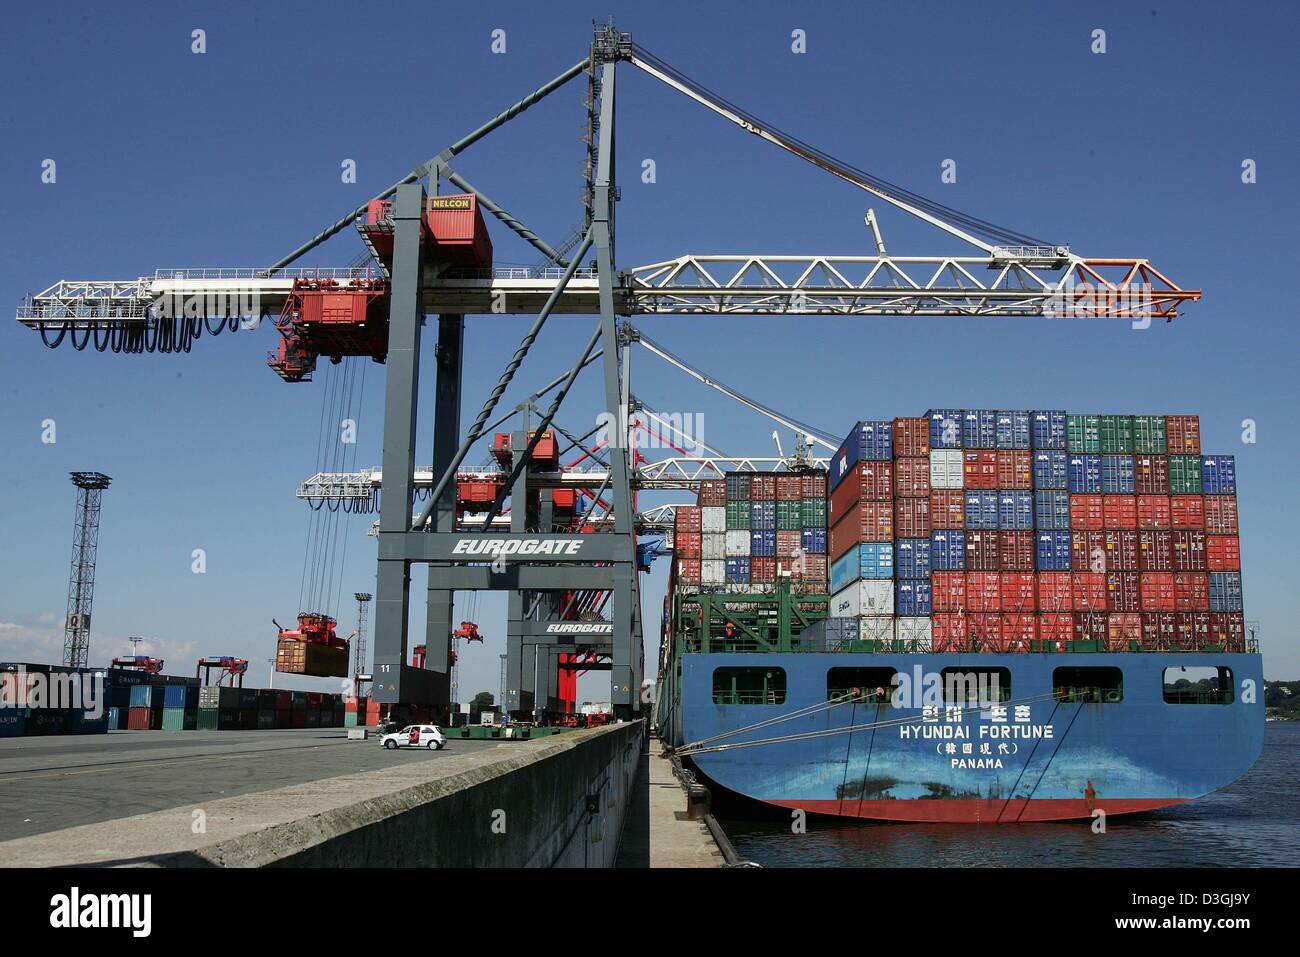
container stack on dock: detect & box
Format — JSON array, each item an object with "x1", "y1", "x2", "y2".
[
  {"x1": 820, "y1": 410, "x2": 1246, "y2": 653},
  {"x1": 672, "y1": 470, "x2": 829, "y2": 593}
]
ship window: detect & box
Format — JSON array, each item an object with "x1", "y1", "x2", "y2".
[
  {"x1": 827, "y1": 667, "x2": 897, "y2": 704},
  {"x1": 1163, "y1": 666, "x2": 1234, "y2": 704},
  {"x1": 940, "y1": 667, "x2": 1011, "y2": 705},
  {"x1": 1053, "y1": 667, "x2": 1123, "y2": 703},
  {"x1": 712, "y1": 667, "x2": 786, "y2": 705}
]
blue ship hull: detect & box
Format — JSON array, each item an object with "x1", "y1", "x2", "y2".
[{"x1": 675, "y1": 652, "x2": 1264, "y2": 822}]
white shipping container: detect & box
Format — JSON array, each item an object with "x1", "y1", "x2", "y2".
[
  {"x1": 725, "y1": 529, "x2": 751, "y2": 556},
  {"x1": 896, "y1": 617, "x2": 933, "y2": 652},
  {"x1": 701, "y1": 533, "x2": 726, "y2": 560},
  {"x1": 831, "y1": 580, "x2": 894, "y2": 617},
  {"x1": 701, "y1": 506, "x2": 727, "y2": 533},
  {"x1": 930, "y1": 449, "x2": 964, "y2": 489},
  {"x1": 701, "y1": 559, "x2": 726, "y2": 585},
  {"x1": 857, "y1": 616, "x2": 895, "y2": 645}
]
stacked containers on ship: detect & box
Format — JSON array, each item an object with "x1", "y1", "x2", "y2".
[
  {"x1": 197, "y1": 685, "x2": 241, "y2": 730},
  {"x1": 161, "y1": 684, "x2": 199, "y2": 731},
  {"x1": 893, "y1": 416, "x2": 931, "y2": 650},
  {"x1": 828, "y1": 421, "x2": 895, "y2": 647}
]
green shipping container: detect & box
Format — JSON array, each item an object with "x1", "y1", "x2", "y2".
[
  {"x1": 344, "y1": 711, "x2": 359, "y2": 727},
  {"x1": 196, "y1": 707, "x2": 239, "y2": 731},
  {"x1": 1169, "y1": 455, "x2": 1204, "y2": 494},
  {"x1": 1067, "y1": 415, "x2": 1101, "y2": 453},
  {"x1": 800, "y1": 498, "x2": 827, "y2": 526},
  {"x1": 1132, "y1": 415, "x2": 1167, "y2": 454},
  {"x1": 256, "y1": 709, "x2": 275, "y2": 730},
  {"x1": 162, "y1": 707, "x2": 188, "y2": 731},
  {"x1": 725, "y1": 500, "x2": 751, "y2": 530},
  {"x1": 776, "y1": 500, "x2": 801, "y2": 531},
  {"x1": 1098, "y1": 415, "x2": 1135, "y2": 453}
]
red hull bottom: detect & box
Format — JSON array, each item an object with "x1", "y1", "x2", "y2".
[{"x1": 767, "y1": 797, "x2": 1187, "y2": 823}]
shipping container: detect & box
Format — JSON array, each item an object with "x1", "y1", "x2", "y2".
[
  {"x1": 1202, "y1": 456, "x2": 1237, "y2": 495},
  {"x1": 674, "y1": 505, "x2": 702, "y2": 533},
  {"x1": 1071, "y1": 530, "x2": 1106, "y2": 573},
  {"x1": 1073, "y1": 613, "x2": 1108, "y2": 645},
  {"x1": 1067, "y1": 414, "x2": 1101, "y2": 453},
  {"x1": 830, "y1": 543, "x2": 894, "y2": 593},
  {"x1": 1036, "y1": 531, "x2": 1072, "y2": 571},
  {"x1": 1204, "y1": 495, "x2": 1239, "y2": 535},
  {"x1": 1034, "y1": 490, "x2": 1071, "y2": 530},
  {"x1": 701, "y1": 506, "x2": 726, "y2": 533},
  {"x1": 1170, "y1": 495, "x2": 1205, "y2": 529},
  {"x1": 750, "y1": 529, "x2": 776, "y2": 557},
  {"x1": 966, "y1": 573, "x2": 1001, "y2": 612},
  {"x1": 1140, "y1": 572, "x2": 1177, "y2": 612},
  {"x1": 1068, "y1": 454, "x2": 1103, "y2": 494},
  {"x1": 893, "y1": 417, "x2": 929, "y2": 457},
  {"x1": 1072, "y1": 572, "x2": 1108, "y2": 611},
  {"x1": 799, "y1": 497, "x2": 827, "y2": 528},
  {"x1": 1102, "y1": 530, "x2": 1140, "y2": 571},
  {"x1": 1166, "y1": 415, "x2": 1201, "y2": 454},
  {"x1": 962, "y1": 410, "x2": 997, "y2": 449},
  {"x1": 963, "y1": 450, "x2": 998, "y2": 489},
  {"x1": 776, "y1": 530, "x2": 801, "y2": 557},
  {"x1": 725, "y1": 529, "x2": 751, "y2": 556},
  {"x1": 1134, "y1": 455, "x2": 1170, "y2": 495},
  {"x1": 1031, "y1": 411, "x2": 1068, "y2": 450},
  {"x1": 1137, "y1": 494, "x2": 1172, "y2": 529},
  {"x1": 831, "y1": 580, "x2": 894, "y2": 617},
  {"x1": 928, "y1": 409, "x2": 963, "y2": 449},
  {"x1": 1172, "y1": 530, "x2": 1207, "y2": 572},
  {"x1": 1069, "y1": 494, "x2": 1104, "y2": 531},
  {"x1": 676, "y1": 531, "x2": 702, "y2": 558},
  {"x1": 829, "y1": 421, "x2": 892, "y2": 492},
  {"x1": 701, "y1": 560, "x2": 725, "y2": 586},
  {"x1": 997, "y1": 450, "x2": 1033, "y2": 489},
  {"x1": 724, "y1": 499, "x2": 751, "y2": 530},
  {"x1": 1107, "y1": 613, "x2": 1144, "y2": 650},
  {"x1": 801, "y1": 527, "x2": 827, "y2": 554},
  {"x1": 699, "y1": 480, "x2": 727, "y2": 507},
  {"x1": 800, "y1": 471, "x2": 827, "y2": 499},
  {"x1": 929, "y1": 449, "x2": 964, "y2": 489},
  {"x1": 830, "y1": 501, "x2": 893, "y2": 554},
  {"x1": 1039, "y1": 612, "x2": 1074, "y2": 647},
  {"x1": 830, "y1": 462, "x2": 893, "y2": 514},
  {"x1": 776, "y1": 475, "x2": 803, "y2": 501},
  {"x1": 750, "y1": 500, "x2": 775, "y2": 530},
  {"x1": 896, "y1": 617, "x2": 932, "y2": 652},
  {"x1": 776, "y1": 500, "x2": 801, "y2": 530},
  {"x1": 931, "y1": 572, "x2": 966, "y2": 612},
  {"x1": 725, "y1": 473, "x2": 751, "y2": 501},
  {"x1": 930, "y1": 489, "x2": 965, "y2": 528},
  {"x1": 1205, "y1": 535, "x2": 1240, "y2": 571},
  {"x1": 751, "y1": 556, "x2": 775, "y2": 583},
  {"x1": 1106, "y1": 571, "x2": 1141, "y2": 612},
  {"x1": 1209, "y1": 572, "x2": 1243, "y2": 612},
  {"x1": 1098, "y1": 415, "x2": 1135, "y2": 453},
  {"x1": 964, "y1": 530, "x2": 1000, "y2": 572},
  {"x1": 896, "y1": 580, "x2": 933, "y2": 616},
  {"x1": 964, "y1": 490, "x2": 999, "y2": 529},
  {"x1": 996, "y1": 411, "x2": 1031, "y2": 450},
  {"x1": 1173, "y1": 572, "x2": 1210, "y2": 611},
  {"x1": 998, "y1": 531, "x2": 1035, "y2": 571},
  {"x1": 1032, "y1": 450, "x2": 1068, "y2": 489},
  {"x1": 930, "y1": 529, "x2": 966, "y2": 571},
  {"x1": 893, "y1": 457, "x2": 931, "y2": 497},
  {"x1": 997, "y1": 491, "x2": 1034, "y2": 530},
  {"x1": 894, "y1": 538, "x2": 932, "y2": 579},
  {"x1": 751, "y1": 475, "x2": 776, "y2": 499},
  {"x1": 1168, "y1": 456, "x2": 1203, "y2": 494},
  {"x1": 1132, "y1": 415, "x2": 1167, "y2": 454},
  {"x1": 1100, "y1": 455, "x2": 1136, "y2": 494},
  {"x1": 701, "y1": 533, "x2": 725, "y2": 560},
  {"x1": 931, "y1": 613, "x2": 968, "y2": 652},
  {"x1": 725, "y1": 557, "x2": 751, "y2": 584},
  {"x1": 999, "y1": 572, "x2": 1036, "y2": 611},
  {"x1": 1102, "y1": 495, "x2": 1137, "y2": 530},
  {"x1": 1138, "y1": 530, "x2": 1174, "y2": 572},
  {"x1": 894, "y1": 497, "x2": 931, "y2": 538}
]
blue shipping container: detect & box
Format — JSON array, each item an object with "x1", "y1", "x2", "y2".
[
  {"x1": 1032, "y1": 411, "x2": 1068, "y2": 450},
  {"x1": 725, "y1": 557, "x2": 751, "y2": 583},
  {"x1": 1033, "y1": 451, "x2": 1068, "y2": 489},
  {"x1": 964, "y1": 491, "x2": 999, "y2": 529},
  {"x1": 1068, "y1": 454, "x2": 1103, "y2": 494},
  {"x1": 896, "y1": 579, "x2": 933, "y2": 616},
  {"x1": 751, "y1": 500, "x2": 775, "y2": 530},
  {"x1": 128, "y1": 684, "x2": 152, "y2": 708},
  {"x1": 830, "y1": 543, "x2": 894, "y2": 593},
  {"x1": 0, "y1": 710, "x2": 26, "y2": 737},
  {"x1": 1101, "y1": 455, "x2": 1136, "y2": 494},
  {"x1": 163, "y1": 685, "x2": 199, "y2": 710},
  {"x1": 962, "y1": 410, "x2": 997, "y2": 449},
  {"x1": 106, "y1": 706, "x2": 121, "y2": 730},
  {"x1": 931, "y1": 530, "x2": 967, "y2": 571},
  {"x1": 998, "y1": 490, "x2": 1034, "y2": 530},
  {"x1": 1034, "y1": 490, "x2": 1071, "y2": 530},
  {"x1": 928, "y1": 409, "x2": 963, "y2": 449},
  {"x1": 1036, "y1": 530, "x2": 1073, "y2": 571},
  {"x1": 800, "y1": 528, "x2": 826, "y2": 554},
  {"x1": 894, "y1": 538, "x2": 932, "y2": 579},
  {"x1": 1209, "y1": 572, "x2": 1243, "y2": 612},
  {"x1": 1202, "y1": 456, "x2": 1237, "y2": 495},
  {"x1": 996, "y1": 411, "x2": 1031, "y2": 449},
  {"x1": 751, "y1": 529, "x2": 776, "y2": 557},
  {"x1": 829, "y1": 421, "x2": 892, "y2": 492}
]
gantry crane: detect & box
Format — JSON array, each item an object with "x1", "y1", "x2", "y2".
[{"x1": 14, "y1": 23, "x2": 1198, "y2": 723}]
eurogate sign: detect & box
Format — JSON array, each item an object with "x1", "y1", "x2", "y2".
[{"x1": 451, "y1": 537, "x2": 584, "y2": 556}]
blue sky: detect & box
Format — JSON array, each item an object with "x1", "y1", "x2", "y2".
[{"x1": 2, "y1": 0, "x2": 1297, "y2": 696}]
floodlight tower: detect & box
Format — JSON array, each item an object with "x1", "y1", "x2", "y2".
[
  {"x1": 353, "y1": 592, "x2": 372, "y2": 683},
  {"x1": 63, "y1": 471, "x2": 111, "y2": 668}
]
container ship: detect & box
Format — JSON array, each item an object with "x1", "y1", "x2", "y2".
[{"x1": 656, "y1": 411, "x2": 1263, "y2": 823}]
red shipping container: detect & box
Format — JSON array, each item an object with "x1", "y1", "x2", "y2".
[
  {"x1": 1170, "y1": 495, "x2": 1205, "y2": 529},
  {"x1": 699, "y1": 479, "x2": 727, "y2": 506},
  {"x1": 998, "y1": 614, "x2": 1036, "y2": 651},
  {"x1": 1105, "y1": 571, "x2": 1141, "y2": 612},
  {"x1": 1204, "y1": 495, "x2": 1239, "y2": 534},
  {"x1": 931, "y1": 572, "x2": 966, "y2": 612},
  {"x1": 1171, "y1": 613, "x2": 1196, "y2": 650},
  {"x1": 1173, "y1": 572, "x2": 1209, "y2": 611},
  {"x1": 800, "y1": 472, "x2": 827, "y2": 499},
  {"x1": 1037, "y1": 572, "x2": 1073, "y2": 611},
  {"x1": 963, "y1": 451, "x2": 998, "y2": 489},
  {"x1": 1209, "y1": 612, "x2": 1245, "y2": 651},
  {"x1": 1138, "y1": 530, "x2": 1174, "y2": 571},
  {"x1": 1102, "y1": 530, "x2": 1139, "y2": 571},
  {"x1": 674, "y1": 505, "x2": 701, "y2": 533},
  {"x1": 1106, "y1": 612, "x2": 1143, "y2": 650},
  {"x1": 829, "y1": 463, "x2": 892, "y2": 521},
  {"x1": 127, "y1": 706, "x2": 152, "y2": 731},
  {"x1": 967, "y1": 572, "x2": 1001, "y2": 612},
  {"x1": 775, "y1": 475, "x2": 803, "y2": 500},
  {"x1": 895, "y1": 496, "x2": 932, "y2": 538},
  {"x1": 1141, "y1": 612, "x2": 1177, "y2": 650},
  {"x1": 1039, "y1": 613, "x2": 1074, "y2": 648},
  {"x1": 830, "y1": 503, "x2": 893, "y2": 557},
  {"x1": 965, "y1": 531, "x2": 1000, "y2": 571},
  {"x1": 1172, "y1": 530, "x2": 1206, "y2": 571},
  {"x1": 1140, "y1": 572, "x2": 1176, "y2": 611},
  {"x1": 970, "y1": 613, "x2": 1003, "y2": 650},
  {"x1": 1136, "y1": 495, "x2": 1171, "y2": 529},
  {"x1": 751, "y1": 556, "x2": 776, "y2": 583},
  {"x1": 930, "y1": 490, "x2": 965, "y2": 529},
  {"x1": 1072, "y1": 572, "x2": 1107, "y2": 611},
  {"x1": 751, "y1": 475, "x2": 776, "y2": 499},
  {"x1": 932, "y1": 613, "x2": 969, "y2": 652},
  {"x1": 1071, "y1": 530, "x2": 1106, "y2": 573},
  {"x1": 1184, "y1": 611, "x2": 1212, "y2": 649},
  {"x1": 1070, "y1": 494, "x2": 1104, "y2": 530},
  {"x1": 1166, "y1": 415, "x2": 1201, "y2": 454},
  {"x1": 776, "y1": 530, "x2": 802, "y2": 557},
  {"x1": 893, "y1": 457, "x2": 931, "y2": 497},
  {"x1": 997, "y1": 450, "x2": 1033, "y2": 490},
  {"x1": 893, "y1": 417, "x2": 930, "y2": 457},
  {"x1": 786, "y1": 553, "x2": 827, "y2": 582},
  {"x1": 1073, "y1": 613, "x2": 1108, "y2": 643},
  {"x1": 1102, "y1": 495, "x2": 1137, "y2": 530},
  {"x1": 1206, "y1": 535, "x2": 1240, "y2": 571},
  {"x1": 1134, "y1": 455, "x2": 1170, "y2": 495},
  {"x1": 999, "y1": 572, "x2": 1036, "y2": 611},
  {"x1": 675, "y1": 531, "x2": 701, "y2": 558},
  {"x1": 999, "y1": 531, "x2": 1035, "y2": 571},
  {"x1": 676, "y1": 559, "x2": 701, "y2": 584}
]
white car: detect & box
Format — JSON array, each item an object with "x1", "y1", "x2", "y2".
[{"x1": 381, "y1": 725, "x2": 447, "y2": 750}]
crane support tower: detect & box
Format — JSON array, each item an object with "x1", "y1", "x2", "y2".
[
  {"x1": 16, "y1": 22, "x2": 1201, "y2": 724},
  {"x1": 353, "y1": 592, "x2": 372, "y2": 686},
  {"x1": 63, "y1": 471, "x2": 111, "y2": 668}
]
